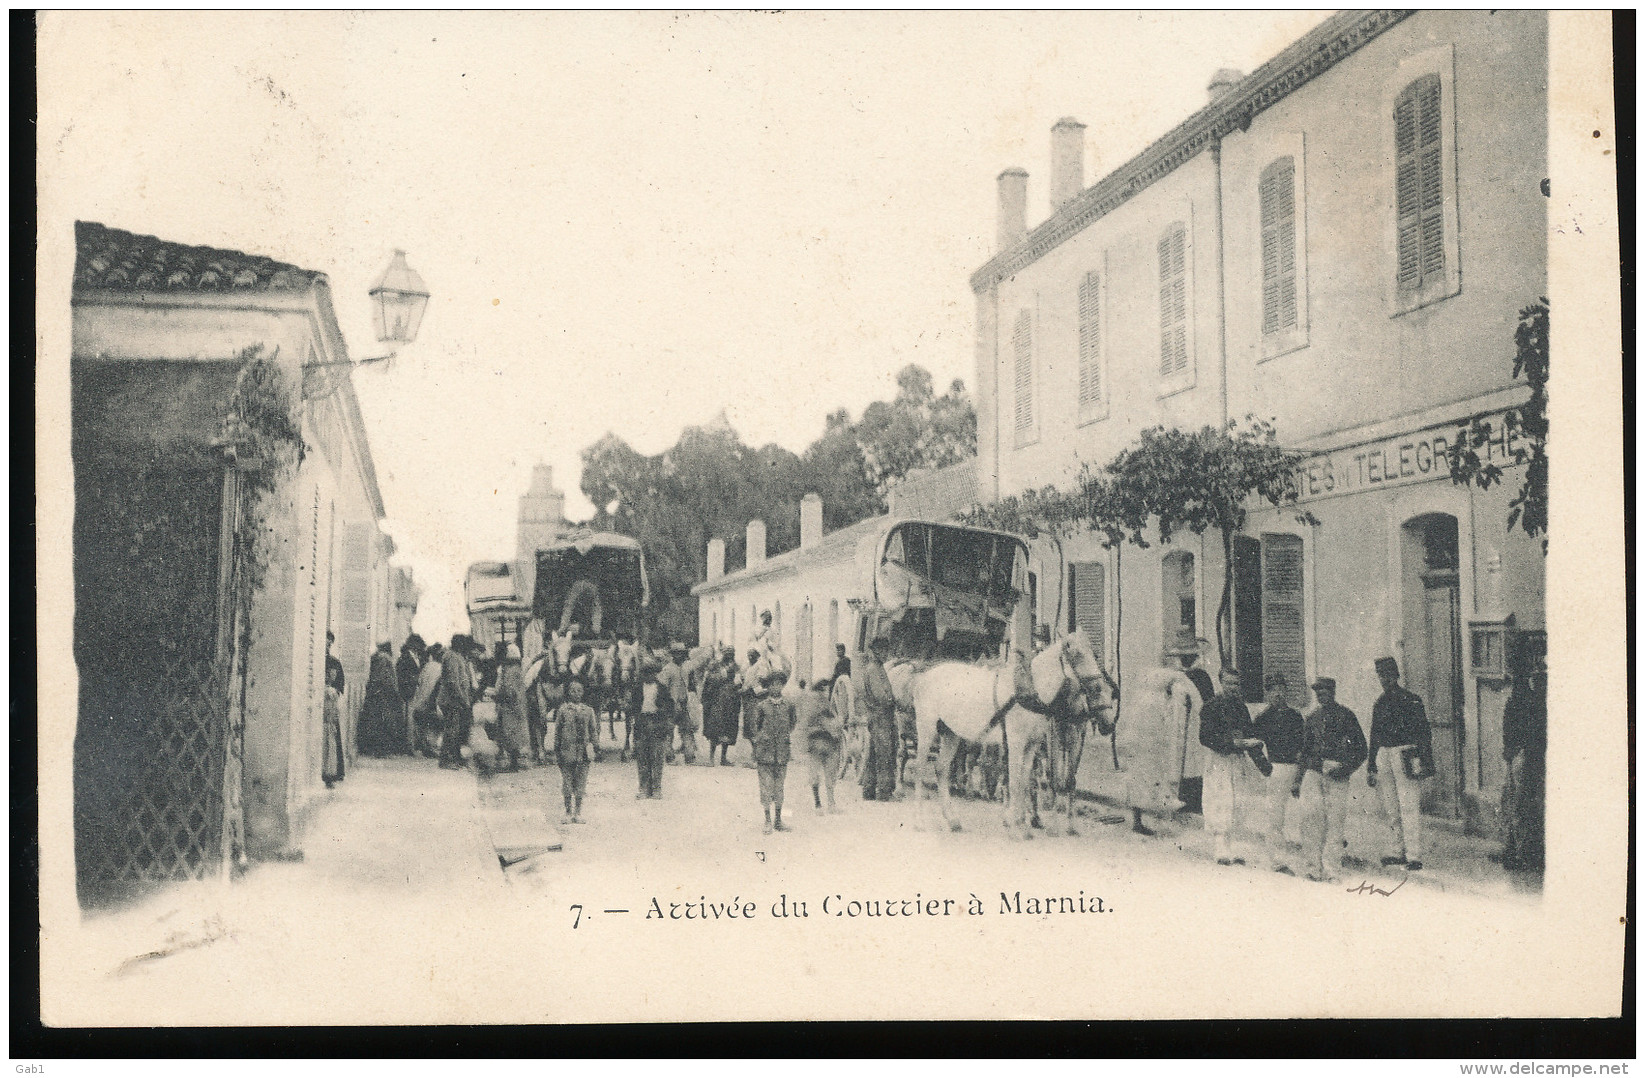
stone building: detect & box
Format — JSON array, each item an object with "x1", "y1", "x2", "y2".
[
  {"x1": 970, "y1": 11, "x2": 1547, "y2": 835},
  {"x1": 69, "y1": 221, "x2": 403, "y2": 899}
]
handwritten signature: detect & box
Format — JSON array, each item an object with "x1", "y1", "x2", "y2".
[{"x1": 1345, "y1": 877, "x2": 1407, "y2": 897}]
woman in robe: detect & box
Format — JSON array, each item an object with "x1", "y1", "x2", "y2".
[
  {"x1": 701, "y1": 647, "x2": 742, "y2": 766},
  {"x1": 494, "y1": 643, "x2": 531, "y2": 771},
  {"x1": 359, "y1": 641, "x2": 404, "y2": 757}
]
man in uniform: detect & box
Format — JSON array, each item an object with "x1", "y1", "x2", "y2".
[
  {"x1": 858, "y1": 636, "x2": 899, "y2": 802},
  {"x1": 1199, "y1": 668, "x2": 1263, "y2": 865},
  {"x1": 1291, "y1": 676, "x2": 1368, "y2": 882},
  {"x1": 1367, "y1": 656, "x2": 1434, "y2": 871},
  {"x1": 1251, "y1": 672, "x2": 1305, "y2": 872}
]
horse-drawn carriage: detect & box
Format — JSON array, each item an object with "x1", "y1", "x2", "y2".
[
  {"x1": 847, "y1": 518, "x2": 1112, "y2": 835},
  {"x1": 527, "y1": 529, "x2": 650, "y2": 759}
]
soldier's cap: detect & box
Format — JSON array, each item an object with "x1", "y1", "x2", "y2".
[
  {"x1": 1310, "y1": 676, "x2": 1336, "y2": 692},
  {"x1": 1374, "y1": 656, "x2": 1400, "y2": 676}
]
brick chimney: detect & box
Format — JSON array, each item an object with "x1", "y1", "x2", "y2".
[
  {"x1": 1050, "y1": 117, "x2": 1086, "y2": 211},
  {"x1": 996, "y1": 167, "x2": 1028, "y2": 251},
  {"x1": 746, "y1": 519, "x2": 767, "y2": 568},
  {"x1": 800, "y1": 493, "x2": 823, "y2": 550},
  {"x1": 706, "y1": 537, "x2": 725, "y2": 581}
]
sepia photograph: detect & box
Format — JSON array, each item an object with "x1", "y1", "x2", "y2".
[{"x1": 31, "y1": 8, "x2": 1625, "y2": 1034}]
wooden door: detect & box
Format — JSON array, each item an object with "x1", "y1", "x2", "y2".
[{"x1": 1421, "y1": 580, "x2": 1465, "y2": 817}]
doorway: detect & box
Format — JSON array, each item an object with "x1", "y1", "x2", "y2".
[{"x1": 1403, "y1": 513, "x2": 1465, "y2": 817}]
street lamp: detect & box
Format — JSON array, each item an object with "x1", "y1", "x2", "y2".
[
  {"x1": 305, "y1": 249, "x2": 429, "y2": 370},
  {"x1": 369, "y1": 249, "x2": 430, "y2": 345}
]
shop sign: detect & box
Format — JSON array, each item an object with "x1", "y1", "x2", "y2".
[{"x1": 1288, "y1": 411, "x2": 1525, "y2": 504}]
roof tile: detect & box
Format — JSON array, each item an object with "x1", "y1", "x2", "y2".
[{"x1": 74, "y1": 220, "x2": 323, "y2": 295}]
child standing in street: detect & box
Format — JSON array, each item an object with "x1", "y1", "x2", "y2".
[
  {"x1": 797, "y1": 677, "x2": 844, "y2": 813},
  {"x1": 553, "y1": 678, "x2": 598, "y2": 823},
  {"x1": 751, "y1": 669, "x2": 797, "y2": 834}
]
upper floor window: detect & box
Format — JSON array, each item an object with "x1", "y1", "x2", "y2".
[
  {"x1": 1012, "y1": 308, "x2": 1036, "y2": 446},
  {"x1": 1386, "y1": 50, "x2": 1460, "y2": 315},
  {"x1": 1395, "y1": 75, "x2": 1445, "y2": 294},
  {"x1": 1077, "y1": 270, "x2": 1105, "y2": 423},
  {"x1": 1158, "y1": 223, "x2": 1189, "y2": 379},
  {"x1": 1260, "y1": 158, "x2": 1299, "y2": 335}
]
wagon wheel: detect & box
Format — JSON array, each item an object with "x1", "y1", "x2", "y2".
[{"x1": 1026, "y1": 738, "x2": 1055, "y2": 830}]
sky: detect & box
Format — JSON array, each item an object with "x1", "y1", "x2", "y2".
[{"x1": 40, "y1": 9, "x2": 1332, "y2": 640}]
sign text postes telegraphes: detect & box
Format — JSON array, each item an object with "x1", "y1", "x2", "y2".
[{"x1": 1287, "y1": 412, "x2": 1525, "y2": 505}]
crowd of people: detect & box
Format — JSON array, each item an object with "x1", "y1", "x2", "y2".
[
  {"x1": 325, "y1": 608, "x2": 1545, "y2": 878},
  {"x1": 1148, "y1": 635, "x2": 1546, "y2": 883}
]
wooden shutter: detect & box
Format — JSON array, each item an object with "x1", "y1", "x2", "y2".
[
  {"x1": 340, "y1": 521, "x2": 374, "y2": 677},
  {"x1": 1395, "y1": 74, "x2": 1444, "y2": 292},
  {"x1": 1012, "y1": 310, "x2": 1033, "y2": 438},
  {"x1": 1158, "y1": 224, "x2": 1187, "y2": 375},
  {"x1": 1261, "y1": 534, "x2": 1306, "y2": 707},
  {"x1": 1259, "y1": 157, "x2": 1298, "y2": 334},
  {"x1": 1231, "y1": 535, "x2": 1263, "y2": 700},
  {"x1": 1069, "y1": 562, "x2": 1105, "y2": 662},
  {"x1": 1077, "y1": 271, "x2": 1102, "y2": 416}
]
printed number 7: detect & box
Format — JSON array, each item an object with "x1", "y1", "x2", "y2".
[{"x1": 570, "y1": 903, "x2": 583, "y2": 929}]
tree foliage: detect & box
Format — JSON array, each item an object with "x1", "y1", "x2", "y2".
[
  {"x1": 1447, "y1": 299, "x2": 1549, "y2": 551},
  {"x1": 964, "y1": 417, "x2": 1310, "y2": 667},
  {"x1": 856, "y1": 365, "x2": 977, "y2": 496},
  {"x1": 578, "y1": 365, "x2": 976, "y2": 642}
]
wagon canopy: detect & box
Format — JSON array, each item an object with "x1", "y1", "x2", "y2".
[{"x1": 532, "y1": 530, "x2": 648, "y2": 640}]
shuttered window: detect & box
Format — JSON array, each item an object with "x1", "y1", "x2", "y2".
[
  {"x1": 1231, "y1": 534, "x2": 1306, "y2": 704},
  {"x1": 1231, "y1": 536, "x2": 1263, "y2": 700},
  {"x1": 1259, "y1": 157, "x2": 1298, "y2": 336},
  {"x1": 1012, "y1": 309, "x2": 1034, "y2": 443},
  {"x1": 1394, "y1": 74, "x2": 1445, "y2": 293},
  {"x1": 1067, "y1": 561, "x2": 1105, "y2": 661},
  {"x1": 1261, "y1": 534, "x2": 1306, "y2": 707},
  {"x1": 1158, "y1": 224, "x2": 1188, "y2": 376},
  {"x1": 1077, "y1": 271, "x2": 1103, "y2": 419},
  {"x1": 340, "y1": 521, "x2": 374, "y2": 676}
]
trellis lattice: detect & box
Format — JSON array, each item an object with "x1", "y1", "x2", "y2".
[{"x1": 82, "y1": 657, "x2": 231, "y2": 887}]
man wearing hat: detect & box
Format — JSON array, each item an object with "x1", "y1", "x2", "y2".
[
  {"x1": 858, "y1": 636, "x2": 900, "y2": 802},
  {"x1": 630, "y1": 656, "x2": 673, "y2": 798},
  {"x1": 660, "y1": 641, "x2": 696, "y2": 765},
  {"x1": 1292, "y1": 676, "x2": 1368, "y2": 881},
  {"x1": 1251, "y1": 672, "x2": 1306, "y2": 872},
  {"x1": 1198, "y1": 667, "x2": 1265, "y2": 865},
  {"x1": 553, "y1": 677, "x2": 599, "y2": 823},
  {"x1": 1367, "y1": 656, "x2": 1434, "y2": 870},
  {"x1": 1164, "y1": 631, "x2": 1217, "y2": 713},
  {"x1": 751, "y1": 668, "x2": 798, "y2": 833}
]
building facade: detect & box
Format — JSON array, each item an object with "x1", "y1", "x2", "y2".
[
  {"x1": 70, "y1": 222, "x2": 404, "y2": 898},
  {"x1": 971, "y1": 11, "x2": 1546, "y2": 835}
]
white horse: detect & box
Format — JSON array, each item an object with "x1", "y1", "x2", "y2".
[{"x1": 900, "y1": 630, "x2": 1109, "y2": 835}]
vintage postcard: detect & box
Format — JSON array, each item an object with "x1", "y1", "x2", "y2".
[{"x1": 34, "y1": 10, "x2": 1624, "y2": 1027}]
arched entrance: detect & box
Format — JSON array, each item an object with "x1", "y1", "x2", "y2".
[{"x1": 1402, "y1": 513, "x2": 1465, "y2": 817}]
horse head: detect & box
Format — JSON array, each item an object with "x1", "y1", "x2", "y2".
[{"x1": 1044, "y1": 629, "x2": 1117, "y2": 731}]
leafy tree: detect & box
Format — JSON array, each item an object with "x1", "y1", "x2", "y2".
[
  {"x1": 856, "y1": 365, "x2": 977, "y2": 496},
  {"x1": 1103, "y1": 418, "x2": 1309, "y2": 667},
  {"x1": 576, "y1": 364, "x2": 976, "y2": 643},
  {"x1": 1447, "y1": 299, "x2": 1549, "y2": 552}
]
